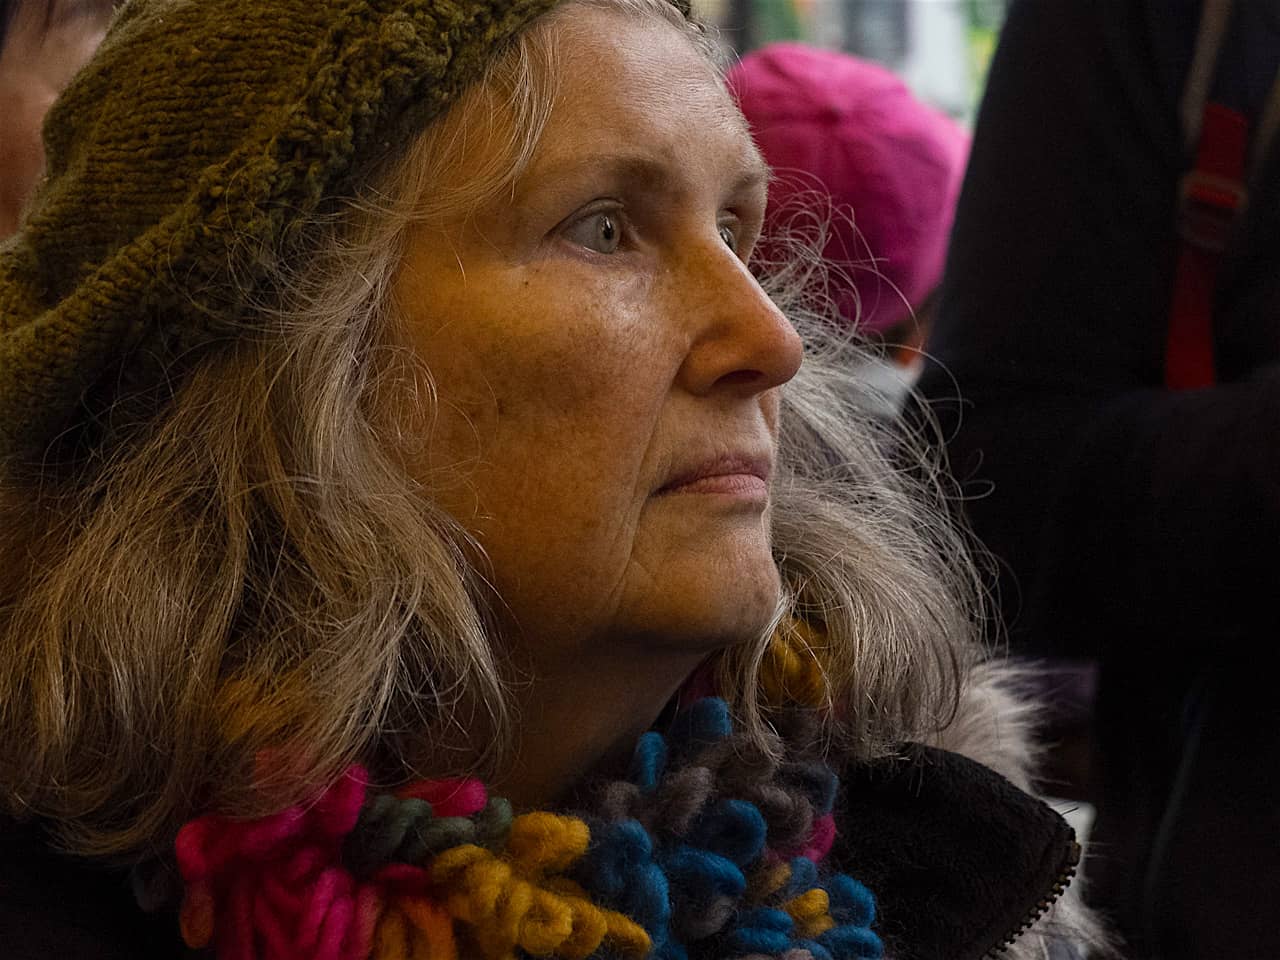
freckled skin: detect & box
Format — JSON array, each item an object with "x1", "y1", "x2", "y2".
[{"x1": 393, "y1": 7, "x2": 803, "y2": 803}]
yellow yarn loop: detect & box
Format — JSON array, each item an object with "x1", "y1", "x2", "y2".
[
  {"x1": 504, "y1": 812, "x2": 592, "y2": 875},
  {"x1": 373, "y1": 896, "x2": 457, "y2": 960},
  {"x1": 178, "y1": 886, "x2": 215, "y2": 948},
  {"x1": 759, "y1": 619, "x2": 831, "y2": 708},
  {"x1": 429, "y1": 820, "x2": 651, "y2": 960},
  {"x1": 783, "y1": 887, "x2": 836, "y2": 939}
]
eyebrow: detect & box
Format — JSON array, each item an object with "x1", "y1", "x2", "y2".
[{"x1": 524, "y1": 148, "x2": 770, "y2": 203}]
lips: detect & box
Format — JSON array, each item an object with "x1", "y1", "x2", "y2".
[{"x1": 657, "y1": 453, "x2": 772, "y2": 496}]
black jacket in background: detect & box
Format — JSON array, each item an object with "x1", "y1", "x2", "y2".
[
  {"x1": 921, "y1": 0, "x2": 1280, "y2": 657},
  {"x1": 918, "y1": 1, "x2": 1280, "y2": 956}
]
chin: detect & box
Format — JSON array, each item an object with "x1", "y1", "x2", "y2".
[{"x1": 634, "y1": 561, "x2": 783, "y2": 653}]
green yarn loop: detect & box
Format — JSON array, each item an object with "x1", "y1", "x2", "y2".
[{"x1": 344, "y1": 793, "x2": 515, "y2": 878}]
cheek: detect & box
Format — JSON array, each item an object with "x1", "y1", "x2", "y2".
[
  {"x1": 414, "y1": 284, "x2": 680, "y2": 540},
  {"x1": 431, "y1": 314, "x2": 680, "y2": 643},
  {"x1": 475, "y1": 335, "x2": 673, "y2": 518},
  {"x1": 429, "y1": 281, "x2": 675, "y2": 467},
  {"x1": 0, "y1": 85, "x2": 53, "y2": 229}
]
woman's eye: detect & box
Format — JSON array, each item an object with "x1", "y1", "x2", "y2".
[{"x1": 565, "y1": 211, "x2": 623, "y2": 255}]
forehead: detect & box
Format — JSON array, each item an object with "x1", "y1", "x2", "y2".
[{"x1": 522, "y1": 6, "x2": 763, "y2": 188}]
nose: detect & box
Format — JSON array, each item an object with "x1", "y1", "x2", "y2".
[{"x1": 675, "y1": 244, "x2": 804, "y2": 398}]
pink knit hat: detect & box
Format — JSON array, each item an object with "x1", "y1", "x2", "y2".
[{"x1": 728, "y1": 43, "x2": 970, "y2": 334}]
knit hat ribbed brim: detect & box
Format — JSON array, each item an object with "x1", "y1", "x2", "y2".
[{"x1": 0, "y1": 0, "x2": 687, "y2": 463}]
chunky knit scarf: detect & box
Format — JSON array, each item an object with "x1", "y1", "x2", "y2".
[{"x1": 174, "y1": 695, "x2": 883, "y2": 960}]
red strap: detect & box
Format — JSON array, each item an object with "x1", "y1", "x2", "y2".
[{"x1": 1165, "y1": 102, "x2": 1249, "y2": 390}]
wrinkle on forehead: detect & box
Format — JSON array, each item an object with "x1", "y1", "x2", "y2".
[
  {"x1": 561, "y1": 20, "x2": 737, "y2": 129},
  {"x1": 520, "y1": 9, "x2": 762, "y2": 193}
]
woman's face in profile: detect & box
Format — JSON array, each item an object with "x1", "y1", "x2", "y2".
[{"x1": 395, "y1": 4, "x2": 803, "y2": 666}]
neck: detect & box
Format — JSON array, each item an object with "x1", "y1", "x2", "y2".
[{"x1": 488, "y1": 646, "x2": 707, "y2": 810}]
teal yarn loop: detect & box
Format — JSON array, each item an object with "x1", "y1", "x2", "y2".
[{"x1": 572, "y1": 698, "x2": 883, "y2": 960}]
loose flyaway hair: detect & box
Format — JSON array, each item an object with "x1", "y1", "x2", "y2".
[{"x1": 0, "y1": 0, "x2": 985, "y2": 860}]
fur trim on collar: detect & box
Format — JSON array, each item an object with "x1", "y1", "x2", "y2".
[{"x1": 930, "y1": 661, "x2": 1119, "y2": 960}]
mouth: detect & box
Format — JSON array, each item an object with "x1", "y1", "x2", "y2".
[{"x1": 656, "y1": 453, "x2": 773, "y2": 498}]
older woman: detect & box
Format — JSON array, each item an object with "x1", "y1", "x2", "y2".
[{"x1": 0, "y1": 1, "x2": 1103, "y2": 958}]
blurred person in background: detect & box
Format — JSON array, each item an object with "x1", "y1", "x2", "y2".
[
  {"x1": 919, "y1": 0, "x2": 1280, "y2": 956},
  {"x1": 0, "y1": 0, "x2": 115, "y2": 238},
  {"x1": 728, "y1": 42, "x2": 969, "y2": 418}
]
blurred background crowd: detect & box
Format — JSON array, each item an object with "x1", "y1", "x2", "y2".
[{"x1": 693, "y1": 0, "x2": 1009, "y2": 123}]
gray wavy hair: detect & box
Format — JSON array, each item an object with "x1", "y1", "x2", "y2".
[{"x1": 0, "y1": 0, "x2": 985, "y2": 859}]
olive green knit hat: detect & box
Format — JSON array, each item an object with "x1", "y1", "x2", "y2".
[{"x1": 0, "y1": 0, "x2": 690, "y2": 463}]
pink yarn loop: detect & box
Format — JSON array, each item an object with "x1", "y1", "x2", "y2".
[
  {"x1": 800, "y1": 814, "x2": 837, "y2": 862},
  {"x1": 175, "y1": 769, "x2": 510, "y2": 959},
  {"x1": 774, "y1": 813, "x2": 838, "y2": 864},
  {"x1": 176, "y1": 765, "x2": 375, "y2": 960}
]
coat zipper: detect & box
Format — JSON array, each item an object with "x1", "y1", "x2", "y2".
[{"x1": 983, "y1": 839, "x2": 1082, "y2": 957}]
